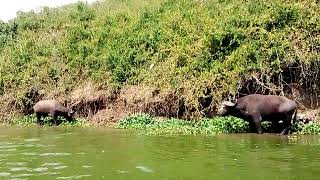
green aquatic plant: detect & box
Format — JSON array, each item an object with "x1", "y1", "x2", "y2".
[
  {"x1": 261, "y1": 121, "x2": 273, "y2": 131},
  {"x1": 195, "y1": 116, "x2": 250, "y2": 134},
  {"x1": 11, "y1": 115, "x2": 89, "y2": 127},
  {"x1": 293, "y1": 122, "x2": 320, "y2": 135},
  {"x1": 13, "y1": 115, "x2": 37, "y2": 126},
  {"x1": 116, "y1": 113, "x2": 249, "y2": 135},
  {"x1": 117, "y1": 114, "x2": 320, "y2": 135},
  {"x1": 117, "y1": 113, "x2": 156, "y2": 129}
]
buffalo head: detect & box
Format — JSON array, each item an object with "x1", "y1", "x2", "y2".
[{"x1": 217, "y1": 101, "x2": 236, "y2": 115}]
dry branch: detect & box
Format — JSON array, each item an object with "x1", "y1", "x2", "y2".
[{"x1": 251, "y1": 74, "x2": 283, "y2": 93}]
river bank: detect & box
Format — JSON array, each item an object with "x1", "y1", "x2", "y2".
[
  {"x1": 8, "y1": 112, "x2": 320, "y2": 135},
  {"x1": 0, "y1": 0, "x2": 319, "y2": 124}
]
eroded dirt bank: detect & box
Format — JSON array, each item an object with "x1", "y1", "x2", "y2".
[{"x1": 3, "y1": 80, "x2": 319, "y2": 125}]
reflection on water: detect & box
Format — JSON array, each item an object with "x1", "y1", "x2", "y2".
[
  {"x1": 0, "y1": 172, "x2": 11, "y2": 177},
  {"x1": 0, "y1": 126, "x2": 319, "y2": 179},
  {"x1": 136, "y1": 165, "x2": 154, "y2": 173}
]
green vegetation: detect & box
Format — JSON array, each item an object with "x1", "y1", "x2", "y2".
[
  {"x1": 9, "y1": 115, "x2": 89, "y2": 127},
  {"x1": 294, "y1": 122, "x2": 320, "y2": 135},
  {"x1": 0, "y1": 0, "x2": 319, "y2": 120},
  {"x1": 117, "y1": 114, "x2": 320, "y2": 135},
  {"x1": 6, "y1": 113, "x2": 320, "y2": 135},
  {"x1": 117, "y1": 113, "x2": 249, "y2": 135}
]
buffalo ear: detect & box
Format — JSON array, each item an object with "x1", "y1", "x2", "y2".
[{"x1": 222, "y1": 101, "x2": 236, "y2": 107}]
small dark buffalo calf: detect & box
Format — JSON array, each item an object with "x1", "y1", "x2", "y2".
[
  {"x1": 33, "y1": 100, "x2": 75, "y2": 125},
  {"x1": 217, "y1": 94, "x2": 298, "y2": 135}
]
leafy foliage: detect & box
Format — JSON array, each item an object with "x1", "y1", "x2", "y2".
[
  {"x1": 116, "y1": 113, "x2": 249, "y2": 135},
  {"x1": 11, "y1": 115, "x2": 89, "y2": 127},
  {"x1": 294, "y1": 122, "x2": 320, "y2": 135}
]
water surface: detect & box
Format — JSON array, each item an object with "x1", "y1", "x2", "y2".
[{"x1": 0, "y1": 126, "x2": 319, "y2": 179}]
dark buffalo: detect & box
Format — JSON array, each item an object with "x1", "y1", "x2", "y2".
[
  {"x1": 33, "y1": 100, "x2": 75, "y2": 125},
  {"x1": 217, "y1": 94, "x2": 298, "y2": 135}
]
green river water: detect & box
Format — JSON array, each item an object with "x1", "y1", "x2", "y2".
[{"x1": 0, "y1": 126, "x2": 319, "y2": 180}]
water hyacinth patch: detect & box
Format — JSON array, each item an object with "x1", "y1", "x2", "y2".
[
  {"x1": 116, "y1": 113, "x2": 250, "y2": 135},
  {"x1": 293, "y1": 122, "x2": 320, "y2": 135},
  {"x1": 11, "y1": 115, "x2": 89, "y2": 127},
  {"x1": 117, "y1": 113, "x2": 320, "y2": 135}
]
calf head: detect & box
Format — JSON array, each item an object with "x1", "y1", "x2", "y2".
[{"x1": 217, "y1": 101, "x2": 236, "y2": 116}]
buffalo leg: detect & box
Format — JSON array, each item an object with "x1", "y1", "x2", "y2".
[
  {"x1": 280, "y1": 122, "x2": 290, "y2": 135},
  {"x1": 52, "y1": 115, "x2": 58, "y2": 126},
  {"x1": 36, "y1": 113, "x2": 42, "y2": 125},
  {"x1": 252, "y1": 114, "x2": 262, "y2": 134},
  {"x1": 280, "y1": 114, "x2": 293, "y2": 135}
]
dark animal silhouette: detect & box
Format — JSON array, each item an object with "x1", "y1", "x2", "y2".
[
  {"x1": 217, "y1": 94, "x2": 298, "y2": 135},
  {"x1": 33, "y1": 100, "x2": 75, "y2": 125}
]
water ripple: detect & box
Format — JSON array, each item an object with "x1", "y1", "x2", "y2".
[
  {"x1": 0, "y1": 149, "x2": 16, "y2": 152},
  {"x1": 22, "y1": 144, "x2": 34, "y2": 148},
  {"x1": 7, "y1": 162, "x2": 27, "y2": 166},
  {"x1": 10, "y1": 173, "x2": 33, "y2": 178},
  {"x1": 32, "y1": 167, "x2": 48, "y2": 172},
  {"x1": 35, "y1": 144, "x2": 55, "y2": 148},
  {"x1": 10, "y1": 167, "x2": 30, "y2": 172},
  {"x1": 39, "y1": 153, "x2": 71, "y2": 156},
  {"x1": 74, "y1": 175, "x2": 91, "y2": 179},
  {"x1": 136, "y1": 166, "x2": 154, "y2": 173},
  {"x1": 21, "y1": 152, "x2": 37, "y2": 156},
  {"x1": 0, "y1": 145, "x2": 20, "y2": 149},
  {"x1": 0, "y1": 172, "x2": 10, "y2": 176},
  {"x1": 56, "y1": 175, "x2": 91, "y2": 179},
  {"x1": 116, "y1": 170, "x2": 128, "y2": 174},
  {"x1": 41, "y1": 163, "x2": 62, "y2": 166},
  {"x1": 53, "y1": 166, "x2": 68, "y2": 170},
  {"x1": 0, "y1": 142, "x2": 14, "y2": 145},
  {"x1": 24, "y1": 138, "x2": 40, "y2": 142},
  {"x1": 56, "y1": 176, "x2": 72, "y2": 179},
  {"x1": 9, "y1": 178, "x2": 28, "y2": 180},
  {"x1": 76, "y1": 152, "x2": 87, "y2": 155},
  {"x1": 37, "y1": 172, "x2": 61, "y2": 176},
  {"x1": 81, "y1": 165, "x2": 92, "y2": 168}
]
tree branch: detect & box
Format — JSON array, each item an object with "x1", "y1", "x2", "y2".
[{"x1": 251, "y1": 74, "x2": 282, "y2": 92}]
